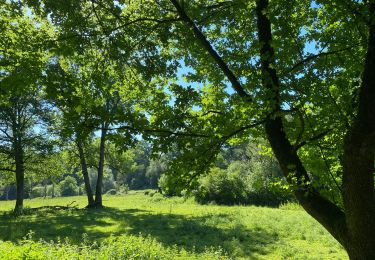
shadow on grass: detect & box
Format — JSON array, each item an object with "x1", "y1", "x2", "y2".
[{"x1": 0, "y1": 206, "x2": 278, "y2": 257}]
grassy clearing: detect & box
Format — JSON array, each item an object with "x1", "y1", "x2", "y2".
[{"x1": 0, "y1": 191, "x2": 347, "y2": 259}]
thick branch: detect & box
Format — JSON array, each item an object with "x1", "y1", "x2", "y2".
[
  {"x1": 294, "y1": 129, "x2": 332, "y2": 150},
  {"x1": 0, "y1": 167, "x2": 16, "y2": 173},
  {"x1": 169, "y1": 0, "x2": 252, "y2": 101},
  {"x1": 255, "y1": 0, "x2": 348, "y2": 246}
]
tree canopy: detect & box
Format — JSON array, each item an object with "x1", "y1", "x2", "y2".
[{"x1": 1, "y1": 0, "x2": 375, "y2": 258}]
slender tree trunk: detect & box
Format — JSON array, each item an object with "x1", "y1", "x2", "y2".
[
  {"x1": 51, "y1": 183, "x2": 55, "y2": 198},
  {"x1": 94, "y1": 125, "x2": 107, "y2": 207},
  {"x1": 14, "y1": 140, "x2": 24, "y2": 215},
  {"x1": 77, "y1": 138, "x2": 95, "y2": 207},
  {"x1": 43, "y1": 180, "x2": 47, "y2": 198},
  {"x1": 5, "y1": 185, "x2": 9, "y2": 200}
]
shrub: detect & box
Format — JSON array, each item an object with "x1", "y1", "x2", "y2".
[
  {"x1": 158, "y1": 174, "x2": 179, "y2": 196},
  {"x1": 30, "y1": 186, "x2": 45, "y2": 198},
  {"x1": 47, "y1": 184, "x2": 60, "y2": 197},
  {"x1": 78, "y1": 183, "x2": 86, "y2": 195},
  {"x1": 195, "y1": 161, "x2": 294, "y2": 206},
  {"x1": 117, "y1": 184, "x2": 129, "y2": 195},
  {"x1": 195, "y1": 167, "x2": 249, "y2": 205},
  {"x1": 58, "y1": 176, "x2": 79, "y2": 197}
]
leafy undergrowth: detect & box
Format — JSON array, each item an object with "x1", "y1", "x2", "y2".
[
  {"x1": 0, "y1": 191, "x2": 348, "y2": 259},
  {"x1": 0, "y1": 233, "x2": 226, "y2": 260}
]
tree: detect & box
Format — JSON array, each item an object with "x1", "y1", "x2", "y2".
[
  {"x1": 45, "y1": 44, "x2": 154, "y2": 207},
  {"x1": 34, "y1": 0, "x2": 178, "y2": 207},
  {"x1": 159, "y1": 0, "x2": 375, "y2": 258},
  {"x1": 0, "y1": 4, "x2": 52, "y2": 214}
]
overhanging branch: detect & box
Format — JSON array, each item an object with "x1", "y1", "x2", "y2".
[
  {"x1": 287, "y1": 45, "x2": 359, "y2": 74},
  {"x1": 294, "y1": 129, "x2": 333, "y2": 151},
  {"x1": 169, "y1": 0, "x2": 252, "y2": 102}
]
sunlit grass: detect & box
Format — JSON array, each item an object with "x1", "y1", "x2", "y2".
[{"x1": 0, "y1": 191, "x2": 347, "y2": 259}]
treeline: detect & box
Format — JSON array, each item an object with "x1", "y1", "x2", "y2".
[
  {"x1": 0, "y1": 141, "x2": 163, "y2": 200},
  {"x1": 0, "y1": 138, "x2": 293, "y2": 206}
]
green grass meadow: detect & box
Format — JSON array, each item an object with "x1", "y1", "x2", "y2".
[{"x1": 0, "y1": 191, "x2": 347, "y2": 259}]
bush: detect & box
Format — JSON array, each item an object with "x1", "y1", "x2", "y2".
[
  {"x1": 30, "y1": 186, "x2": 45, "y2": 198},
  {"x1": 195, "y1": 167, "x2": 249, "y2": 205},
  {"x1": 47, "y1": 184, "x2": 60, "y2": 197},
  {"x1": 158, "y1": 174, "x2": 179, "y2": 196},
  {"x1": 58, "y1": 176, "x2": 79, "y2": 197},
  {"x1": 195, "y1": 161, "x2": 294, "y2": 206},
  {"x1": 78, "y1": 183, "x2": 86, "y2": 195},
  {"x1": 117, "y1": 184, "x2": 129, "y2": 195}
]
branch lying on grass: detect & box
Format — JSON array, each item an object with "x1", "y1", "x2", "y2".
[{"x1": 32, "y1": 201, "x2": 78, "y2": 211}]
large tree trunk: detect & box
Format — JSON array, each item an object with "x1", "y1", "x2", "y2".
[
  {"x1": 77, "y1": 138, "x2": 95, "y2": 207},
  {"x1": 342, "y1": 2, "x2": 375, "y2": 258},
  {"x1": 255, "y1": 0, "x2": 375, "y2": 256},
  {"x1": 94, "y1": 125, "x2": 107, "y2": 207},
  {"x1": 254, "y1": 0, "x2": 349, "y2": 247}
]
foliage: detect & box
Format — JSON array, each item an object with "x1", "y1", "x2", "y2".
[
  {"x1": 158, "y1": 174, "x2": 178, "y2": 197},
  {"x1": 30, "y1": 186, "x2": 46, "y2": 198},
  {"x1": 0, "y1": 234, "x2": 227, "y2": 260},
  {"x1": 1, "y1": 0, "x2": 374, "y2": 255},
  {"x1": 58, "y1": 176, "x2": 79, "y2": 197},
  {"x1": 195, "y1": 163, "x2": 293, "y2": 206}
]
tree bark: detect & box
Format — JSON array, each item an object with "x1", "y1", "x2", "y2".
[
  {"x1": 77, "y1": 138, "x2": 95, "y2": 207},
  {"x1": 13, "y1": 138, "x2": 24, "y2": 215},
  {"x1": 44, "y1": 183, "x2": 47, "y2": 198},
  {"x1": 94, "y1": 125, "x2": 107, "y2": 207},
  {"x1": 5, "y1": 185, "x2": 9, "y2": 201},
  {"x1": 342, "y1": 2, "x2": 375, "y2": 258},
  {"x1": 51, "y1": 182, "x2": 55, "y2": 198}
]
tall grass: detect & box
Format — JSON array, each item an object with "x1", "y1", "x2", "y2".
[{"x1": 0, "y1": 191, "x2": 347, "y2": 259}]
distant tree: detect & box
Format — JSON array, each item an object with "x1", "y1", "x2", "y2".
[{"x1": 145, "y1": 159, "x2": 166, "y2": 188}]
